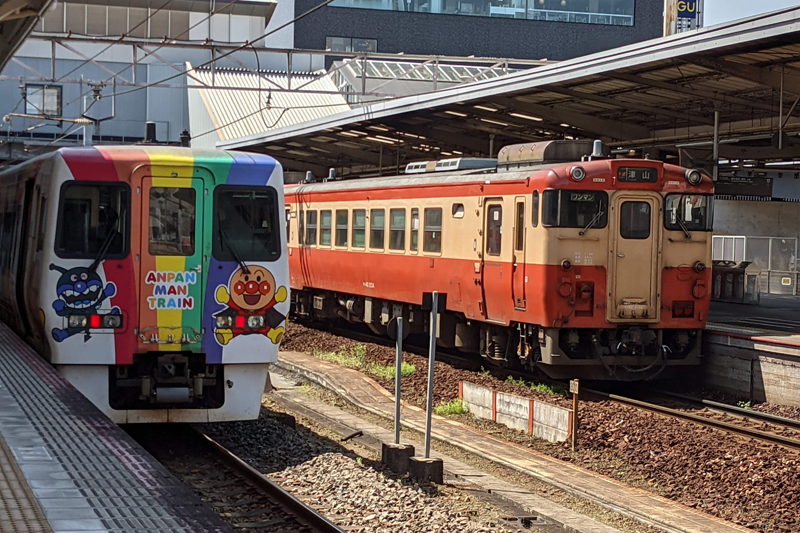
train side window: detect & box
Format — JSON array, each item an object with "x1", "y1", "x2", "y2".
[
  {"x1": 424, "y1": 208, "x2": 442, "y2": 253},
  {"x1": 487, "y1": 205, "x2": 502, "y2": 256},
  {"x1": 305, "y1": 210, "x2": 317, "y2": 245},
  {"x1": 335, "y1": 209, "x2": 348, "y2": 247},
  {"x1": 452, "y1": 204, "x2": 465, "y2": 219},
  {"x1": 515, "y1": 202, "x2": 524, "y2": 252},
  {"x1": 320, "y1": 210, "x2": 332, "y2": 246},
  {"x1": 285, "y1": 208, "x2": 290, "y2": 242},
  {"x1": 370, "y1": 209, "x2": 385, "y2": 249},
  {"x1": 620, "y1": 202, "x2": 651, "y2": 240},
  {"x1": 352, "y1": 209, "x2": 366, "y2": 248},
  {"x1": 410, "y1": 208, "x2": 419, "y2": 252},
  {"x1": 150, "y1": 187, "x2": 195, "y2": 256},
  {"x1": 55, "y1": 183, "x2": 129, "y2": 259},
  {"x1": 532, "y1": 191, "x2": 539, "y2": 227},
  {"x1": 390, "y1": 208, "x2": 406, "y2": 251}
]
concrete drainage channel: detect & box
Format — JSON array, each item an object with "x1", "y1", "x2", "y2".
[{"x1": 269, "y1": 367, "x2": 626, "y2": 533}]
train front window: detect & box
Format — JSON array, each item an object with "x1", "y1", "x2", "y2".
[
  {"x1": 665, "y1": 194, "x2": 713, "y2": 232},
  {"x1": 56, "y1": 183, "x2": 128, "y2": 259},
  {"x1": 149, "y1": 187, "x2": 195, "y2": 256},
  {"x1": 213, "y1": 187, "x2": 280, "y2": 262},
  {"x1": 541, "y1": 190, "x2": 608, "y2": 229}
]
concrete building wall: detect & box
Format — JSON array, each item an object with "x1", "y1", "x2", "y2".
[
  {"x1": 292, "y1": 0, "x2": 662, "y2": 60},
  {"x1": 715, "y1": 200, "x2": 800, "y2": 238}
]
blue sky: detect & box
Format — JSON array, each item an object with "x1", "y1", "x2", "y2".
[{"x1": 705, "y1": 0, "x2": 800, "y2": 26}]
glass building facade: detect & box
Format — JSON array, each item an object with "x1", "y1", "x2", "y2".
[{"x1": 329, "y1": 0, "x2": 634, "y2": 26}]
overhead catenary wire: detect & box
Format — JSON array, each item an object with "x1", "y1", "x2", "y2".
[{"x1": 58, "y1": 0, "x2": 246, "y2": 113}]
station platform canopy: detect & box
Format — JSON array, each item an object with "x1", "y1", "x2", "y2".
[
  {"x1": 219, "y1": 7, "x2": 800, "y2": 178},
  {"x1": 0, "y1": 0, "x2": 53, "y2": 72}
]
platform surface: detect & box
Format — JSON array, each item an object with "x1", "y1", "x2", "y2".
[{"x1": 0, "y1": 323, "x2": 231, "y2": 533}]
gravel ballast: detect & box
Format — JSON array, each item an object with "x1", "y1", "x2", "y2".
[{"x1": 282, "y1": 321, "x2": 800, "y2": 533}]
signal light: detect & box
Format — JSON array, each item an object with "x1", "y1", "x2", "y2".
[
  {"x1": 68, "y1": 315, "x2": 88, "y2": 328},
  {"x1": 216, "y1": 316, "x2": 234, "y2": 328}
]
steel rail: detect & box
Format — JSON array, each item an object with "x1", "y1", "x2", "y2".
[
  {"x1": 584, "y1": 388, "x2": 800, "y2": 451},
  {"x1": 653, "y1": 389, "x2": 800, "y2": 430},
  {"x1": 194, "y1": 429, "x2": 346, "y2": 533}
]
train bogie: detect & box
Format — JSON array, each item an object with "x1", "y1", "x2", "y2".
[{"x1": 285, "y1": 141, "x2": 713, "y2": 381}]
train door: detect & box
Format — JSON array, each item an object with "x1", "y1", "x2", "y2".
[
  {"x1": 608, "y1": 193, "x2": 661, "y2": 322},
  {"x1": 512, "y1": 197, "x2": 526, "y2": 310},
  {"x1": 138, "y1": 178, "x2": 205, "y2": 349},
  {"x1": 482, "y1": 200, "x2": 509, "y2": 322}
]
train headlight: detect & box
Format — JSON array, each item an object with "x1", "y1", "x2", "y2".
[
  {"x1": 694, "y1": 261, "x2": 706, "y2": 273},
  {"x1": 570, "y1": 166, "x2": 586, "y2": 182},
  {"x1": 247, "y1": 315, "x2": 265, "y2": 329},
  {"x1": 216, "y1": 316, "x2": 233, "y2": 328},
  {"x1": 68, "y1": 315, "x2": 88, "y2": 328},
  {"x1": 685, "y1": 169, "x2": 703, "y2": 186},
  {"x1": 102, "y1": 315, "x2": 122, "y2": 329}
]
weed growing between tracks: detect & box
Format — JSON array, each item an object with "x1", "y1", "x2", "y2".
[
  {"x1": 313, "y1": 344, "x2": 417, "y2": 381},
  {"x1": 435, "y1": 398, "x2": 467, "y2": 416}
]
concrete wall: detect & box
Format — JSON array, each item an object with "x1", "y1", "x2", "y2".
[
  {"x1": 293, "y1": 0, "x2": 662, "y2": 60},
  {"x1": 715, "y1": 200, "x2": 800, "y2": 239},
  {"x1": 703, "y1": 332, "x2": 800, "y2": 407}
]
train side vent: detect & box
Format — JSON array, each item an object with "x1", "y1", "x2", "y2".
[{"x1": 497, "y1": 140, "x2": 610, "y2": 171}]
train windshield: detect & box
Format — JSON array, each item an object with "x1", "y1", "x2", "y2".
[
  {"x1": 541, "y1": 190, "x2": 608, "y2": 229},
  {"x1": 664, "y1": 194, "x2": 713, "y2": 232},
  {"x1": 212, "y1": 186, "x2": 280, "y2": 262},
  {"x1": 55, "y1": 183, "x2": 129, "y2": 259}
]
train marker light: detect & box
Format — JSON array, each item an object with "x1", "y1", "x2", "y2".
[
  {"x1": 561, "y1": 260, "x2": 572, "y2": 271},
  {"x1": 570, "y1": 166, "x2": 586, "y2": 182},
  {"x1": 694, "y1": 261, "x2": 706, "y2": 273},
  {"x1": 90, "y1": 315, "x2": 101, "y2": 328},
  {"x1": 235, "y1": 316, "x2": 246, "y2": 328},
  {"x1": 685, "y1": 169, "x2": 703, "y2": 186}
]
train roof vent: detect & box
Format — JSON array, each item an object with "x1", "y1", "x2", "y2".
[{"x1": 497, "y1": 141, "x2": 610, "y2": 170}]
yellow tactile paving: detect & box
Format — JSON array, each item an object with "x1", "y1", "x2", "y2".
[{"x1": 0, "y1": 432, "x2": 50, "y2": 533}]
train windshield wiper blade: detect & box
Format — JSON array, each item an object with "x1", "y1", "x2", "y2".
[
  {"x1": 579, "y1": 210, "x2": 604, "y2": 236},
  {"x1": 89, "y1": 215, "x2": 119, "y2": 272},
  {"x1": 675, "y1": 216, "x2": 692, "y2": 240},
  {"x1": 218, "y1": 218, "x2": 250, "y2": 274}
]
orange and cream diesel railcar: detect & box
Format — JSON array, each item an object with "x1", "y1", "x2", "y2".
[{"x1": 284, "y1": 141, "x2": 714, "y2": 380}]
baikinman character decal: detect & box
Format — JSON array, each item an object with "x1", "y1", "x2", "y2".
[{"x1": 50, "y1": 264, "x2": 119, "y2": 342}]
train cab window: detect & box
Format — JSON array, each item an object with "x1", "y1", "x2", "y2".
[
  {"x1": 390, "y1": 209, "x2": 406, "y2": 250},
  {"x1": 532, "y1": 191, "x2": 539, "y2": 227},
  {"x1": 541, "y1": 190, "x2": 608, "y2": 229},
  {"x1": 320, "y1": 210, "x2": 332, "y2": 246},
  {"x1": 410, "y1": 209, "x2": 419, "y2": 252},
  {"x1": 56, "y1": 183, "x2": 129, "y2": 259},
  {"x1": 305, "y1": 210, "x2": 317, "y2": 245},
  {"x1": 452, "y1": 204, "x2": 465, "y2": 219},
  {"x1": 335, "y1": 209, "x2": 348, "y2": 247},
  {"x1": 149, "y1": 187, "x2": 195, "y2": 256},
  {"x1": 515, "y1": 202, "x2": 524, "y2": 251},
  {"x1": 370, "y1": 209, "x2": 385, "y2": 249},
  {"x1": 620, "y1": 202, "x2": 651, "y2": 240},
  {"x1": 352, "y1": 209, "x2": 366, "y2": 248},
  {"x1": 487, "y1": 205, "x2": 502, "y2": 256},
  {"x1": 213, "y1": 187, "x2": 280, "y2": 261},
  {"x1": 424, "y1": 208, "x2": 442, "y2": 253},
  {"x1": 664, "y1": 194, "x2": 714, "y2": 232}
]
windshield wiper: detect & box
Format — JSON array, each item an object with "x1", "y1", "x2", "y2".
[
  {"x1": 218, "y1": 214, "x2": 249, "y2": 274},
  {"x1": 89, "y1": 213, "x2": 119, "y2": 272},
  {"x1": 675, "y1": 216, "x2": 692, "y2": 240},
  {"x1": 579, "y1": 210, "x2": 604, "y2": 236}
]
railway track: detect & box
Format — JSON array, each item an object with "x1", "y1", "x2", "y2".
[
  {"x1": 296, "y1": 318, "x2": 800, "y2": 452},
  {"x1": 128, "y1": 424, "x2": 345, "y2": 533}
]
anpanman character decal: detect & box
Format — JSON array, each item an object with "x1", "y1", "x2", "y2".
[
  {"x1": 213, "y1": 265, "x2": 286, "y2": 346},
  {"x1": 49, "y1": 264, "x2": 120, "y2": 342}
]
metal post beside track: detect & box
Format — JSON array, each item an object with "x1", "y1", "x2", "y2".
[
  {"x1": 394, "y1": 317, "x2": 403, "y2": 445},
  {"x1": 570, "y1": 379, "x2": 579, "y2": 452},
  {"x1": 424, "y1": 291, "x2": 438, "y2": 459}
]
